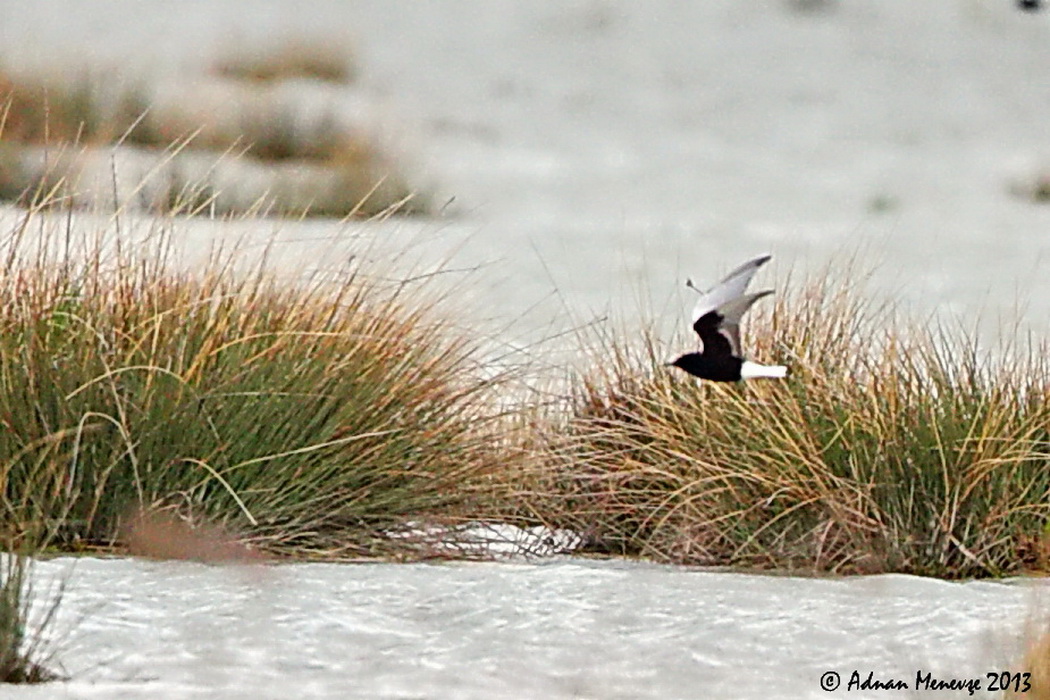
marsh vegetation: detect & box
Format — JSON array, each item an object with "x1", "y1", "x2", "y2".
[
  {"x1": 534, "y1": 271, "x2": 1050, "y2": 578},
  {"x1": 0, "y1": 194, "x2": 1047, "y2": 579},
  {"x1": 0, "y1": 34, "x2": 423, "y2": 218}
]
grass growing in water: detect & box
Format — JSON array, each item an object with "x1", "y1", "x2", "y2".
[
  {"x1": 540, "y1": 269, "x2": 1050, "y2": 578},
  {"x1": 0, "y1": 62, "x2": 423, "y2": 218},
  {"x1": 0, "y1": 206, "x2": 514, "y2": 557},
  {"x1": 0, "y1": 550, "x2": 61, "y2": 683},
  {"x1": 3, "y1": 170, "x2": 1049, "y2": 577},
  {"x1": 212, "y1": 35, "x2": 358, "y2": 85}
]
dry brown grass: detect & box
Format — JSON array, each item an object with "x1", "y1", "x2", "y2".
[
  {"x1": 213, "y1": 36, "x2": 357, "y2": 85},
  {"x1": 0, "y1": 63, "x2": 426, "y2": 217},
  {"x1": 531, "y1": 266, "x2": 1050, "y2": 577},
  {"x1": 0, "y1": 199, "x2": 514, "y2": 558},
  {"x1": 121, "y1": 508, "x2": 268, "y2": 564},
  {"x1": 0, "y1": 72, "x2": 109, "y2": 145},
  {"x1": 0, "y1": 140, "x2": 422, "y2": 218},
  {"x1": 1014, "y1": 627, "x2": 1050, "y2": 699}
]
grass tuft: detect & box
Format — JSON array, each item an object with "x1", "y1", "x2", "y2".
[
  {"x1": 537, "y1": 267, "x2": 1050, "y2": 577},
  {"x1": 212, "y1": 36, "x2": 358, "y2": 85},
  {"x1": 0, "y1": 207, "x2": 511, "y2": 558},
  {"x1": 0, "y1": 61, "x2": 425, "y2": 218}
]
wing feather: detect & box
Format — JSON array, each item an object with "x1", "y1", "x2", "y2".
[
  {"x1": 685, "y1": 255, "x2": 773, "y2": 357},
  {"x1": 688, "y1": 254, "x2": 771, "y2": 323}
]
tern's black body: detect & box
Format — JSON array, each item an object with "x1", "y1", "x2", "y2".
[
  {"x1": 670, "y1": 351, "x2": 744, "y2": 382},
  {"x1": 670, "y1": 309, "x2": 745, "y2": 381}
]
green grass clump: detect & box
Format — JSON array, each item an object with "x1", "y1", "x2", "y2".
[
  {"x1": 542, "y1": 270, "x2": 1050, "y2": 578},
  {"x1": 0, "y1": 212, "x2": 511, "y2": 558}
]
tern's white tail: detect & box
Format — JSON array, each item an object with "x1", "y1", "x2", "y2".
[{"x1": 740, "y1": 361, "x2": 788, "y2": 380}]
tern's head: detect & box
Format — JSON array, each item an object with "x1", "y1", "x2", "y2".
[
  {"x1": 666, "y1": 353, "x2": 700, "y2": 373},
  {"x1": 665, "y1": 354, "x2": 686, "y2": 369}
]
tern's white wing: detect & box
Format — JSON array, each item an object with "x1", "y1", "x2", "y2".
[
  {"x1": 688, "y1": 254, "x2": 771, "y2": 323},
  {"x1": 713, "y1": 291, "x2": 773, "y2": 355}
]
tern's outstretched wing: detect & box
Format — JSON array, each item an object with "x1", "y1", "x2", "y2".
[{"x1": 686, "y1": 255, "x2": 773, "y2": 357}]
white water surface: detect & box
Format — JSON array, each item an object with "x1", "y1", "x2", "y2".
[{"x1": 10, "y1": 556, "x2": 1050, "y2": 700}]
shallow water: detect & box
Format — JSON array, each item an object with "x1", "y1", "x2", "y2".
[{"x1": 11, "y1": 556, "x2": 1048, "y2": 700}]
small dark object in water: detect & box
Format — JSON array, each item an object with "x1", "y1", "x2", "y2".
[
  {"x1": 1019, "y1": 0, "x2": 1042, "y2": 12},
  {"x1": 669, "y1": 254, "x2": 787, "y2": 383}
]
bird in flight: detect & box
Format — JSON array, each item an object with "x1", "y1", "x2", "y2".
[{"x1": 668, "y1": 254, "x2": 787, "y2": 382}]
